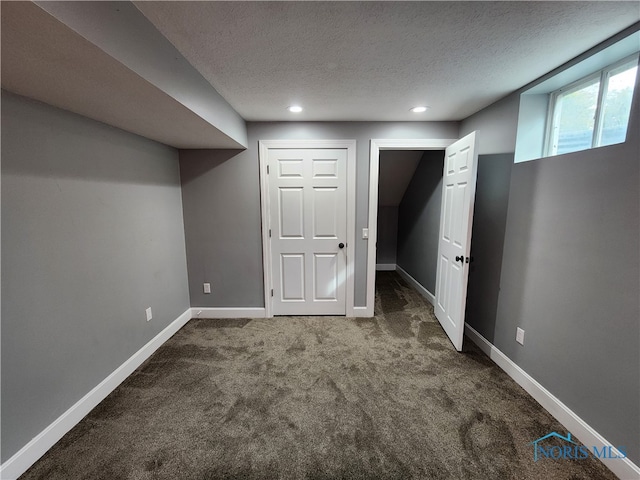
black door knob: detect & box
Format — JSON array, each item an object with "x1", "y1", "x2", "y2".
[
  {"x1": 455, "y1": 255, "x2": 464, "y2": 263},
  {"x1": 338, "y1": 243, "x2": 345, "y2": 249}
]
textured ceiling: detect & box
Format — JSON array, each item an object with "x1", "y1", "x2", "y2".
[
  {"x1": 2, "y1": 1, "x2": 638, "y2": 149},
  {"x1": 135, "y1": 1, "x2": 640, "y2": 122}
]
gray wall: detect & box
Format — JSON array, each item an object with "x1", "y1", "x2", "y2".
[
  {"x1": 376, "y1": 207, "x2": 398, "y2": 265},
  {"x1": 464, "y1": 154, "x2": 513, "y2": 343},
  {"x1": 1, "y1": 91, "x2": 190, "y2": 461},
  {"x1": 396, "y1": 151, "x2": 445, "y2": 294},
  {"x1": 180, "y1": 121, "x2": 459, "y2": 308},
  {"x1": 180, "y1": 149, "x2": 263, "y2": 308},
  {"x1": 460, "y1": 94, "x2": 519, "y2": 155},
  {"x1": 460, "y1": 76, "x2": 640, "y2": 463}
]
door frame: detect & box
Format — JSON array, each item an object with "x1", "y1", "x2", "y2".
[
  {"x1": 259, "y1": 139, "x2": 357, "y2": 317},
  {"x1": 365, "y1": 139, "x2": 457, "y2": 317}
]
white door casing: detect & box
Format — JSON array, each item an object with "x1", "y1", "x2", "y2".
[
  {"x1": 259, "y1": 140, "x2": 356, "y2": 317},
  {"x1": 434, "y1": 132, "x2": 479, "y2": 351},
  {"x1": 366, "y1": 139, "x2": 457, "y2": 317}
]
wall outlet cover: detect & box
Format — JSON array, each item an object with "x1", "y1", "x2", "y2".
[
  {"x1": 516, "y1": 327, "x2": 525, "y2": 345},
  {"x1": 145, "y1": 307, "x2": 153, "y2": 322},
  {"x1": 203, "y1": 283, "x2": 211, "y2": 294}
]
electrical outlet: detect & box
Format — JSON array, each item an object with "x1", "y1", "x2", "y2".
[
  {"x1": 145, "y1": 307, "x2": 153, "y2": 322},
  {"x1": 516, "y1": 327, "x2": 525, "y2": 345},
  {"x1": 203, "y1": 283, "x2": 211, "y2": 294},
  {"x1": 362, "y1": 228, "x2": 369, "y2": 239}
]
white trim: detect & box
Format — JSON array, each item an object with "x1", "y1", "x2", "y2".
[
  {"x1": 259, "y1": 141, "x2": 273, "y2": 318},
  {"x1": 259, "y1": 139, "x2": 357, "y2": 318},
  {"x1": 191, "y1": 307, "x2": 266, "y2": 319},
  {"x1": 370, "y1": 139, "x2": 458, "y2": 150},
  {"x1": 366, "y1": 140, "x2": 381, "y2": 318},
  {"x1": 376, "y1": 263, "x2": 397, "y2": 271},
  {"x1": 464, "y1": 324, "x2": 640, "y2": 480},
  {"x1": 345, "y1": 140, "x2": 357, "y2": 317},
  {"x1": 396, "y1": 265, "x2": 436, "y2": 306},
  {"x1": 0, "y1": 309, "x2": 193, "y2": 480},
  {"x1": 352, "y1": 306, "x2": 369, "y2": 317},
  {"x1": 366, "y1": 139, "x2": 456, "y2": 317}
]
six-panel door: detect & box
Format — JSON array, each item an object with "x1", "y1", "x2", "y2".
[
  {"x1": 268, "y1": 148, "x2": 347, "y2": 315},
  {"x1": 434, "y1": 132, "x2": 478, "y2": 351}
]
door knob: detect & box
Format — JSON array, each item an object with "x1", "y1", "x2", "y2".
[
  {"x1": 455, "y1": 255, "x2": 464, "y2": 263},
  {"x1": 338, "y1": 243, "x2": 345, "y2": 249}
]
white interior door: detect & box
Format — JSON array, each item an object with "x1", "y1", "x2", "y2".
[
  {"x1": 434, "y1": 132, "x2": 479, "y2": 351},
  {"x1": 268, "y1": 148, "x2": 347, "y2": 315}
]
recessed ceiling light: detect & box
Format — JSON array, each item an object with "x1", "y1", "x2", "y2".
[
  {"x1": 411, "y1": 106, "x2": 429, "y2": 113},
  {"x1": 288, "y1": 105, "x2": 303, "y2": 113}
]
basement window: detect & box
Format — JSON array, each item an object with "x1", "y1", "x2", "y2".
[
  {"x1": 545, "y1": 55, "x2": 638, "y2": 156},
  {"x1": 514, "y1": 28, "x2": 639, "y2": 163}
]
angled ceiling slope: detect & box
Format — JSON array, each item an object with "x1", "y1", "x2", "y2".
[
  {"x1": 378, "y1": 151, "x2": 423, "y2": 207},
  {"x1": 1, "y1": 1, "x2": 247, "y2": 149}
]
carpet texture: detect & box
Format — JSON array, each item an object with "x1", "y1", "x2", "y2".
[{"x1": 20, "y1": 272, "x2": 616, "y2": 479}]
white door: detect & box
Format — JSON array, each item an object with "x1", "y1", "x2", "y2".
[
  {"x1": 268, "y1": 148, "x2": 347, "y2": 315},
  {"x1": 434, "y1": 132, "x2": 479, "y2": 351}
]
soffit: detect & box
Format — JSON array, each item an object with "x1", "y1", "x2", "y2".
[{"x1": 1, "y1": 1, "x2": 244, "y2": 149}]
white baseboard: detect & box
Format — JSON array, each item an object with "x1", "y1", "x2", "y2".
[
  {"x1": 352, "y1": 306, "x2": 371, "y2": 317},
  {"x1": 396, "y1": 265, "x2": 435, "y2": 306},
  {"x1": 191, "y1": 307, "x2": 266, "y2": 319},
  {"x1": 464, "y1": 323, "x2": 640, "y2": 480},
  {"x1": 0, "y1": 308, "x2": 193, "y2": 480},
  {"x1": 376, "y1": 263, "x2": 397, "y2": 271}
]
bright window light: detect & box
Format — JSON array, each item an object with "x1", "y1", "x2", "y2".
[
  {"x1": 546, "y1": 55, "x2": 638, "y2": 156},
  {"x1": 550, "y1": 77, "x2": 600, "y2": 155},
  {"x1": 599, "y1": 63, "x2": 638, "y2": 147}
]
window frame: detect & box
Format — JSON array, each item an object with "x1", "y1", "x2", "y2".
[{"x1": 544, "y1": 53, "x2": 639, "y2": 157}]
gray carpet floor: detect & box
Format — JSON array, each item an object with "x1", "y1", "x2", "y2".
[{"x1": 20, "y1": 272, "x2": 616, "y2": 479}]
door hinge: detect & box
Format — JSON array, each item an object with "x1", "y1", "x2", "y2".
[
  {"x1": 269, "y1": 228, "x2": 272, "y2": 238},
  {"x1": 271, "y1": 289, "x2": 274, "y2": 297},
  {"x1": 267, "y1": 165, "x2": 270, "y2": 174}
]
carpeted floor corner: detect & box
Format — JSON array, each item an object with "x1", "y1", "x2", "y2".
[{"x1": 20, "y1": 272, "x2": 617, "y2": 479}]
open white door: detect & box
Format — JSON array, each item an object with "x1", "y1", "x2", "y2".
[{"x1": 434, "y1": 132, "x2": 479, "y2": 351}]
